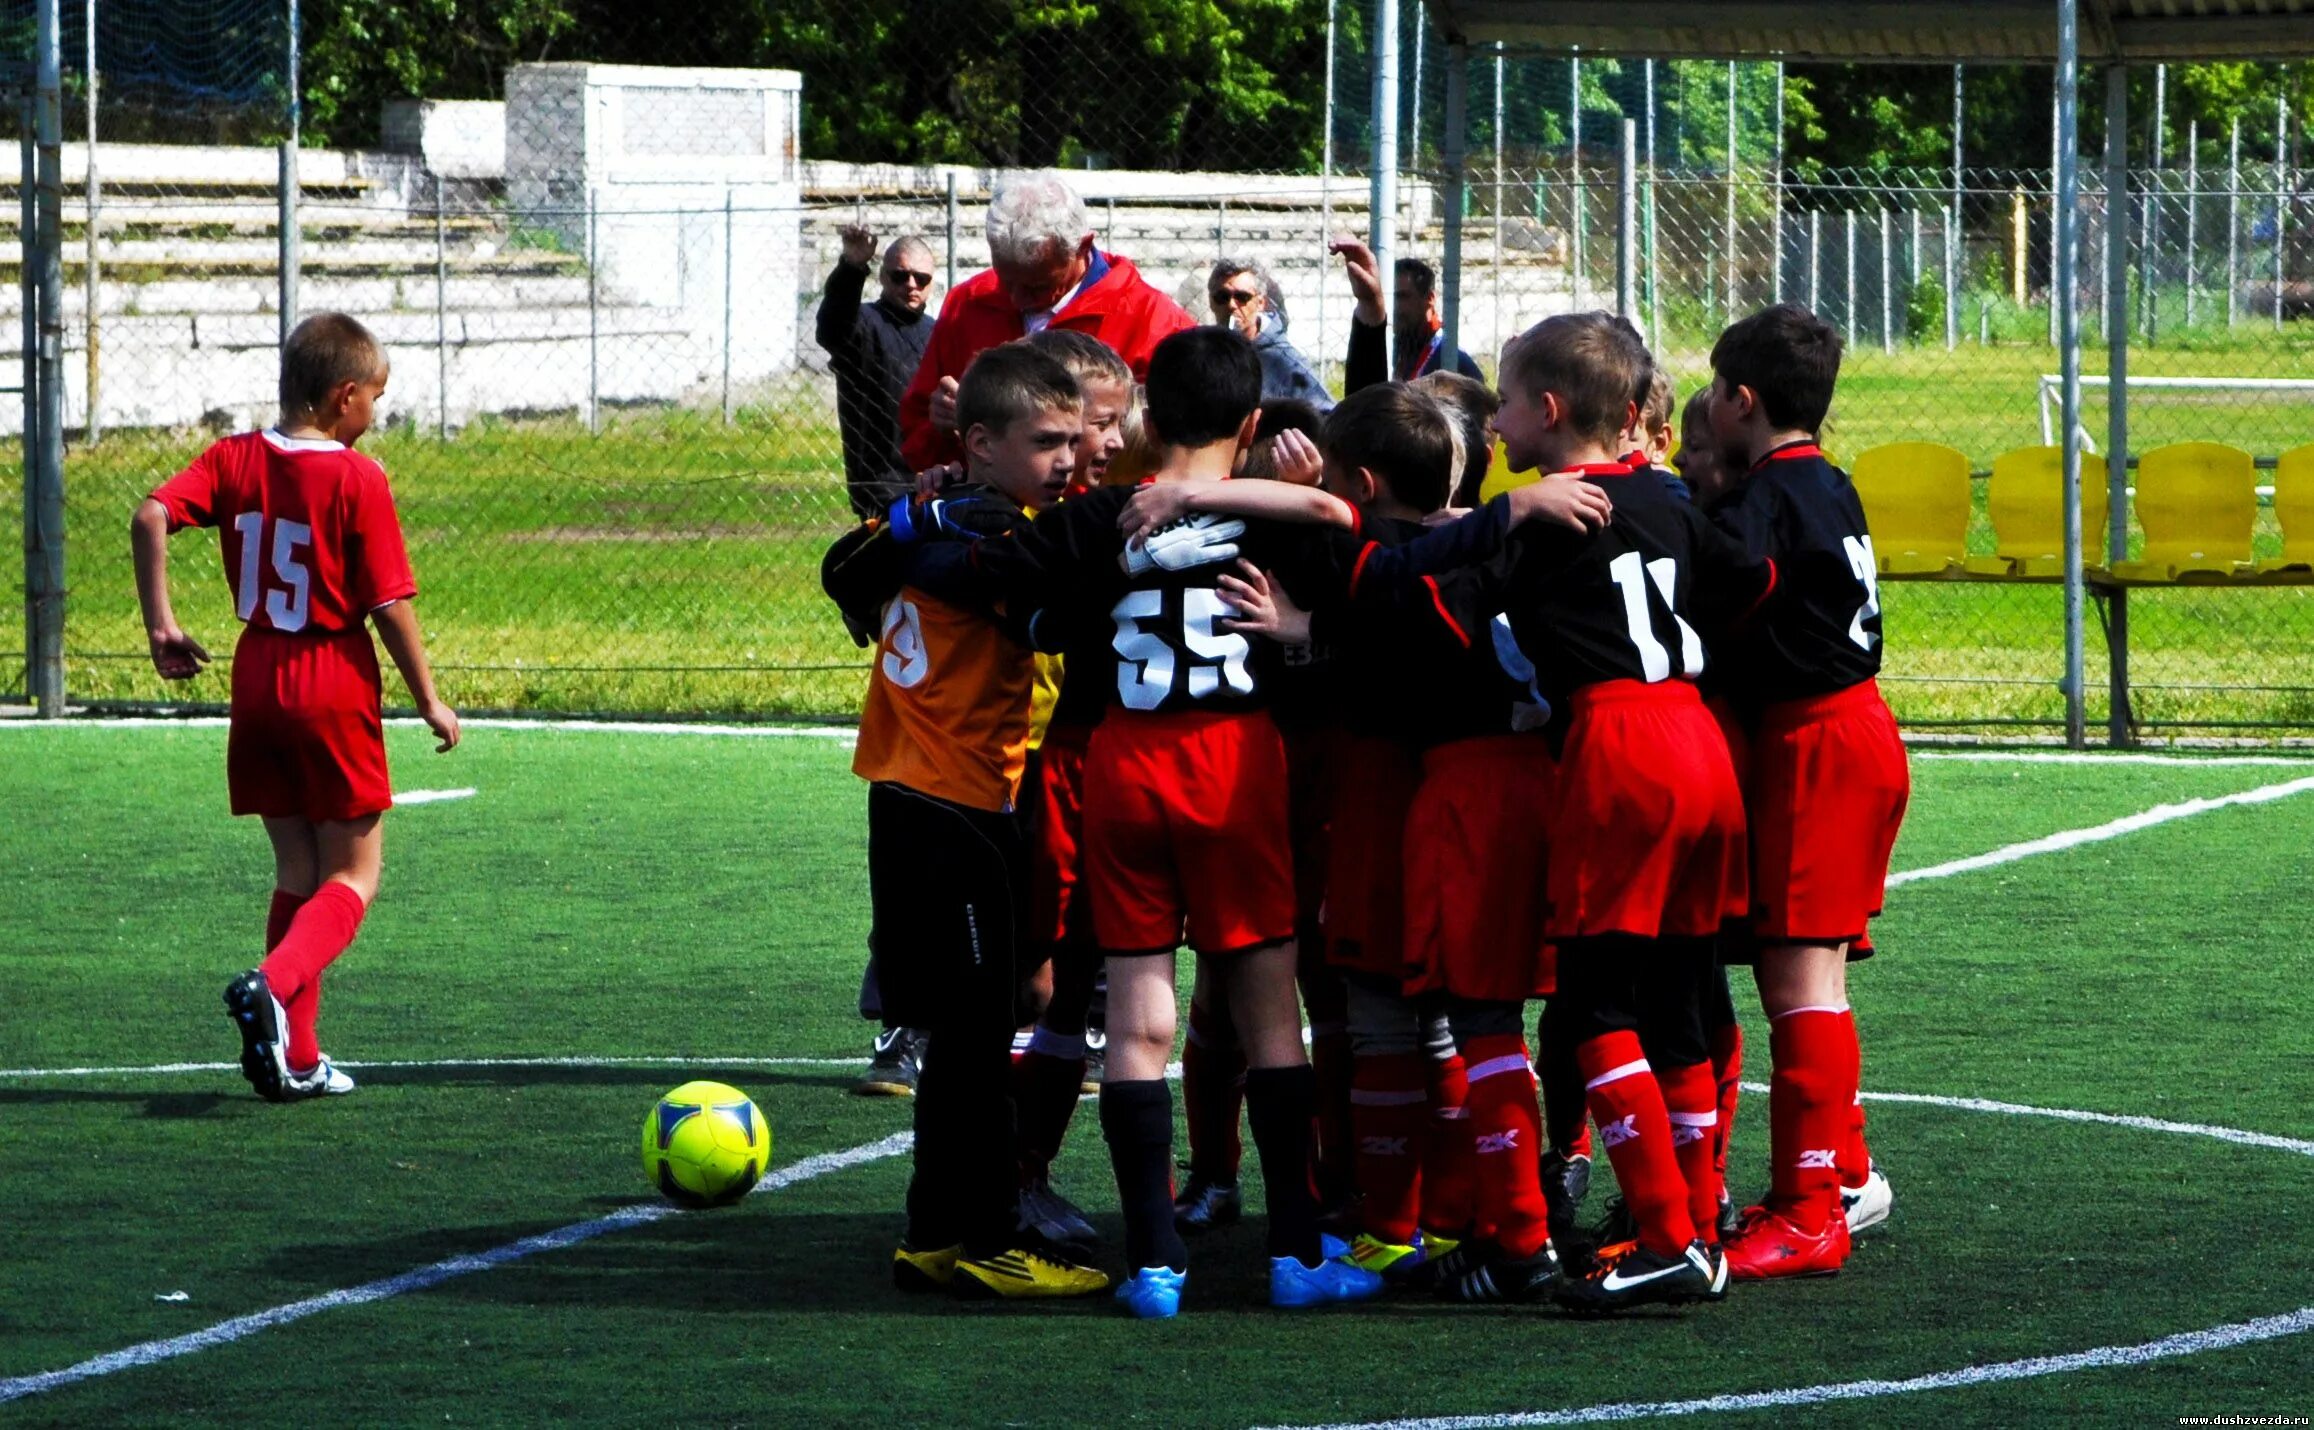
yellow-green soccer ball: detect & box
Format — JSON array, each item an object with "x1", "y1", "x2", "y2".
[{"x1": 641, "y1": 1081, "x2": 769, "y2": 1208}]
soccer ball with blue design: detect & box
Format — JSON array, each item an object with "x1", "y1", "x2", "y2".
[{"x1": 641, "y1": 1080, "x2": 769, "y2": 1208}]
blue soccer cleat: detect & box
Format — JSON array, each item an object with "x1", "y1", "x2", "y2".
[
  {"x1": 1270, "y1": 1254, "x2": 1385, "y2": 1309},
  {"x1": 1115, "y1": 1265, "x2": 1186, "y2": 1319}
]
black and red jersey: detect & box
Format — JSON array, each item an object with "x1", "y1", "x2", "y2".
[
  {"x1": 1707, "y1": 441, "x2": 1882, "y2": 706},
  {"x1": 962, "y1": 486, "x2": 1337, "y2": 718},
  {"x1": 1339, "y1": 462, "x2": 1775, "y2": 710}
]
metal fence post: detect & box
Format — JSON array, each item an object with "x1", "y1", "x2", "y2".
[
  {"x1": 1369, "y1": 0, "x2": 1398, "y2": 359},
  {"x1": 1724, "y1": 60, "x2": 1738, "y2": 322},
  {"x1": 586, "y1": 186, "x2": 599, "y2": 435},
  {"x1": 2275, "y1": 96, "x2": 2288, "y2": 332},
  {"x1": 1439, "y1": 43, "x2": 1465, "y2": 371},
  {"x1": 1880, "y1": 207, "x2": 1894, "y2": 352},
  {"x1": 944, "y1": 171, "x2": 958, "y2": 296},
  {"x1": 1319, "y1": 0, "x2": 1335, "y2": 378},
  {"x1": 2140, "y1": 63, "x2": 2163, "y2": 342},
  {"x1": 1568, "y1": 55, "x2": 1583, "y2": 308},
  {"x1": 2184, "y1": 119, "x2": 2199, "y2": 327},
  {"x1": 2054, "y1": 0, "x2": 2086, "y2": 750},
  {"x1": 19, "y1": 89, "x2": 38, "y2": 704},
  {"x1": 721, "y1": 185, "x2": 734, "y2": 425},
  {"x1": 29, "y1": 0, "x2": 64, "y2": 714},
  {"x1": 1807, "y1": 207, "x2": 1820, "y2": 313},
  {"x1": 1772, "y1": 62, "x2": 1785, "y2": 305},
  {"x1": 2226, "y1": 118, "x2": 2240, "y2": 327},
  {"x1": 1616, "y1": 118, "x2": 1637, "y2": 321},
  {"x1": 81, "y1": 0, "x2": 96, "y2": 445},
  {"x1": 1844, "y1": 209, "x2": 1857, "y2": 343},
  {"x1": 2104, "y1": 64, "x2": 2132, "y2": 746},
  {"x1": 277, "y1": 0, "x2": 299, "y2": 348},
  {"x1": 434, "y1": 171, "x2": 448, "y2": 440},
  {"x1": 1948, "y1": 64, "x2": 1963, "y2": 350}
]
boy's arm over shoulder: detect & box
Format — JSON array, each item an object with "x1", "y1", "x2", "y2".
[{"x1": 1686, "y1": 502, "x2": 1778, "y2": 632}]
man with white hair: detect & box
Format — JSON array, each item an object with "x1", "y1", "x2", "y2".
[{"x1": 899, "y1": 172, "x2": 1194, "y2": 470}]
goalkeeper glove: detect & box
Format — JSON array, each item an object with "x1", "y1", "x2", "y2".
[{"x1": 1122, "y1": 515, "x2": 1247, "y2": 577}]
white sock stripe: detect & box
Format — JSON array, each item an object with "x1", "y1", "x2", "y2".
[
  {"x1": 1465, "y1": 1054, "x2": 1534, "y2": 1084},
  {"x1": 1667, "y1": 1111, "x2": 1719, "y2": 1127},
  {"x1": 1026, "y1": 1027, "x2": 1088, "y2": 1060},
  {"x1": 1349, "y1": 1088, "x2": 1431, "y2": 1107},
  {"x1": 1771, "y1": 1005, "x2": 1851, "y2": 1020},
  {"x1": 1584, "y1": 1058, "x2": 1651, "y2": 1090}
]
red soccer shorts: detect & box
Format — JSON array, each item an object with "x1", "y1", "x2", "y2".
[
  {"x1": 1028, "y1": 720, "x2": 1094, "y2": 947},
  {"x1": 1403, "y1": 734, "x2": 1557, "y2": 1001},
  {"x1": 1322, "y1": 733, "x2": 1419, "y2": 978},
  {"x1": 227, "y1": 625, "x2": 392, "y2": 823},
  {"x1": 1083, "y1": 708, "x2": 1297, "y2": 957},
  {"x1": 1548, "y1": 680, "x2": 1747, "y2": 940},
  {"x1": 1747, "y1": 679, "x2": 1910, "y2": 946}
]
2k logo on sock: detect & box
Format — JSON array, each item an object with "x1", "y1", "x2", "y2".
[
  {"x1": 1360, "y1": 1135, "x2": 1411, "y2": 1158},
  {"x1": 1796, "y1": 1148, "x2": 1840, "y2": 1169},
  {"x1": 1474, "y1": 1128, "x2": 1522, "y2": 1155},
  {"x1": 1671, "y1": 1123, "x2": 1709, "y2": 1147},
  {"x1": 1599, "y1": 1115, "x2": 1639, "y2": 1148}
]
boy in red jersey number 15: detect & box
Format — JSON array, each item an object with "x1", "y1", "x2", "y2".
[{"x1": 131, "y1": 312, "x2": 458, "y2": 1103}]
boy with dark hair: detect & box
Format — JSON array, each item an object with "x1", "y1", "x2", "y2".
[
  {"x1": 133, "y1": 312, "x2": 460, "y2": 1104},
  {"x1": 1702, "y1": 303, "x2": 1908, "y2": 1281},
  {"x1": 899, "y1": 326, "x2": 1384, "y2": 1318},
  {"x1": 827, "y1": 340, "x2": 1110, "y2": 1301}
]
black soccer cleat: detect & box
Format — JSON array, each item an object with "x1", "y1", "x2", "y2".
[
  {"x1": 1404, "y1": 1235, "x2": 1500, "y2": 1295},
  {"x1": 1586, "y1": 1193, "x2": 1640, "y2": 1254},
  {"x1": 1540, "y1": 1148, "x2": 1593, "y2": 1254},
  {"x1": 1172, "y1": 1172, "x2": 1241, "y2": 1233},
  {"x1": 223, "y1": 970, "x2": 293, "y2": 1103},
  {"x1": 1443, "y1": 1243, "x2": 1560, "y2": 1304},
  {"x1": 1553, "y1": 1238, "x2": 1719, "y2": 1315},
  {"x1": 853, "y1": 1026, "x2": 925, "y2": 1098},
  {"x1": 1019, "y1": 1171, "x2": 1101, "y2": 1254}
]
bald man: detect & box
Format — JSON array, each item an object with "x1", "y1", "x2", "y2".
[{"x1": 818, "y1": 224, "x2": 938, "y2": 519}]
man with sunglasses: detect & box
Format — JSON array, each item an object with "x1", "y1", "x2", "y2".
[
  {"x1": 1208, "y1": 256, "x2": 1331, "y2": 412},
  {"x1": 818, "y1": 224, "x2": 938, "y2": 520}
]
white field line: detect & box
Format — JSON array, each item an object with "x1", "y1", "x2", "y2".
[
  {"x1": 0, "y1": 1054, "x2": 868, "y2": 1080},
  {"x1": 1885, "y1": 774, "x2": 2314, "y2": 887},
  {"x1": 1271, "y1": 1306, "x2": 2314, "y2": 1430},
  {"x1": 0, "y1": 1131, "x2": 910, "y2": 1408},
  {"x1": 1737, "y1": 1083, "x2": 2314, "y2": 1159},
  {"x1": 393, "y1": 788, "x2": 476, "y2": 805}
]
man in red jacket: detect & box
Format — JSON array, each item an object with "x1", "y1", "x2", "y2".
[{"x1": 899, "y1": 172, "x2": 1195, "y2": 471}]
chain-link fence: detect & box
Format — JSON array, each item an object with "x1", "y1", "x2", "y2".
[{"x1": 4, "y1": 6, "x2": 2311, "y2": 733}]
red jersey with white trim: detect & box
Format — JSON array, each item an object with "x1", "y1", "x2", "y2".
[
  {"x1": 150, "y1": 429, "x2": 416, "y2": 635},
  {"x1": 1707, "y1": 441, "x2": 1883, "y2": 705}
]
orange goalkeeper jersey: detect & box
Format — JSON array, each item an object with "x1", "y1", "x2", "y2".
[{"x1": 852, "y1": 586, "x2": 1034, "y2": 813}]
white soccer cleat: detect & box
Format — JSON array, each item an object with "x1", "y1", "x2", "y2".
[
  {"x1": 1842, "y1": 1162, "x2": 1893, "y2": 1233},
  {"x1": 287, "y1": 1057, "x2": 358, "y2": 1098}
]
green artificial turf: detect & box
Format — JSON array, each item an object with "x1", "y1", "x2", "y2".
[{"x1": 2, "y1": 724, "x2": 2311, "y2": 1427}]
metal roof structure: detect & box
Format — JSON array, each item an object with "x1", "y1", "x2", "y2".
[{"x1": 1420, "y1": 0, "x2": 2314, "y2": 62}]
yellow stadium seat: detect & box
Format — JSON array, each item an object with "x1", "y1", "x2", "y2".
[
  {"x1": 1969, "y1": 446, "x2": 2110, "y2": 578},
  {"x1": 2256, "y1": 444, "x2": 2314, "y2": 576},
  {"x1": 1849, "y1": 442, "x2": 1969, "y2": 575},
  {"x1": 2111, "y1": 441, "x2": 2257, "y2": 583}
]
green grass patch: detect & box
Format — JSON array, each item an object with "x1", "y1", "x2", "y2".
[{"x1": 2, "y1": 726, "x2": 2312, "y2": 1424}]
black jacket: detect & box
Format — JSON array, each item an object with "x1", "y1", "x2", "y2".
[{"x1": 815, "y1": 260, "x2": 933, "y2": 516}]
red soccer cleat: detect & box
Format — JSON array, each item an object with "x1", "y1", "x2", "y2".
[{"x1": 1723, "y1": 1204, "x2": 1851, "y2": 1280}]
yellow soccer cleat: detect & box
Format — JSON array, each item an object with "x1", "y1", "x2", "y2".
[
  {"x1": 893, "y1": 1243, "x2": 962, "y2": 1292},
  {"x1": 952, "y1": 1245, "x2": 1113, "y2": 1299},
  {"x1": 1345, "y1": 1232, "x2": 1423, "y2": 1275}
]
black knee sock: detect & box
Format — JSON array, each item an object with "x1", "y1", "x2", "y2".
[
  {"x1": 1535, "y1": 997, "x2": 1590, "y2": 1154},
  {"x1": 1101, "y1": 1078, "x2": 1188, "y2": 1273},
  {"x1": 1244, "y1": 1064, "x2": 1322, "y2": 1267}
]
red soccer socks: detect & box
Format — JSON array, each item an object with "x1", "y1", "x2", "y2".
[
  {"x1": 1658, "y1": 1059, "x2": 1724, "y2": 1246},
  {"x1": 1462, "y1": 1034, "x2": 1552, "y2": 1260},
  {"x1": 260, "y1": 882, "x2": 365, "y2": 1072},
  {"x1": 1349, "y1": 1052, "x2": 1429, "y2": 1245},
  {"x1": 1422, "y1": 1047, "x2": 1475, "y2": 1236},
  {"x1": 1763, "y1": 1006, "x2": 1856, "y2": 1235},
  {"x1": 1578, "y1": 1030, "x2": 1696, "y2": 1256},
  {"x1": 1709, "y1": 1019, "x2": 1743, "y2": 1181}
]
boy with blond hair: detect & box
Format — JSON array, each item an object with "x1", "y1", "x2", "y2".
[{"x1": 133, "y1": 312, "x2": 459, "y2": 1103}]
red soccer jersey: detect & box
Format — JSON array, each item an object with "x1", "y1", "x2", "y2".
[{"x1": 151, "y1": 429, "x2": 417, "y2": 635}]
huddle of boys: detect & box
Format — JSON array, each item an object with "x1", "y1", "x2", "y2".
[{"x1": 827, "y1": 298, "x2": 1905, "y2": 1317}]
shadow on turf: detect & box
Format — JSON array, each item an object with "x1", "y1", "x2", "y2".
[
  {"x1": 0, "y1": 1087, "x2": 234, "y2": 1117},
  {"x1": 260, "y1": 1208, "x2": 1357, "y2": 1317}
]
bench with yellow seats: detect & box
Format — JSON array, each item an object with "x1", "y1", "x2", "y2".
[
  {"x1": 2255, "y1": 443, "x2": 2314, "y2": 578},
  {"x1": 2109, "y1": 441, "x2": 2258, "y2": 583},
  {"x1": 1848, "y1": 442, "x2": 1971, "y2": 575},
  {"x1": 1966, "y1": 445, "x2": 2110, "y2": 579}
]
